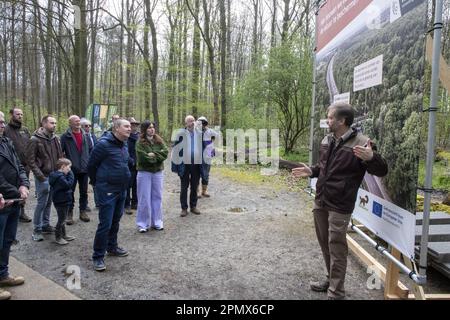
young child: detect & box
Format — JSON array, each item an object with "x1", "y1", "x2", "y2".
[{"x1": 49, "y1": 158, "x2": 76, "y2": 245}]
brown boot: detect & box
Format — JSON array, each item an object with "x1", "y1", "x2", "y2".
[
  {"x1": 0, "y1": 275, "x2": 25, "y2": 287},
  {"x1": 180, "y1": 209, "x2": 188, "y2": 217},
  {"x1": 66, "y1": 209, "x2": 74, "y2": 225},
  {"x1": 202, "y1": 185, "x2": 210, "y2": 198},
  {"x1": 197, "y1": 185, "x2": 202, "y2": 198},
  {"x1": 79, "y1": 210, "x2": 90, "y2": 222},
  {"x1": 190, "y1": 207, "x2": 201, "y2": 215},
  {"x1": 0, "y1": 288, "x2": 11, "y2": 300}
]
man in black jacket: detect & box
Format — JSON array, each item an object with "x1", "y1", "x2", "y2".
[
  {"x1": 4, "y1": 108, "x2": 32, "y2": 222},
  {"x1": 0, "y1": 111, "x2": 30, "y2": 300},
  {"x1": 293, "y1": 103, "x2": 388, "y2": 300},
  {"x1": 61, "y1": 115, "x2": 91, "y2": 224}
]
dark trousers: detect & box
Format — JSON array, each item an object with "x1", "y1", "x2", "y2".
[
  {"x1": 55, "y1": 206, "x2": 69, "y2": 239},
  {"x1": 180, "y1": 164, "x2": 201, "y2": 210},
  {"x1": 92, "y1": 188, "x2": 127, "y2": 260},
  {"x1": 125, "y1": 168, "x2": 138, "y2": 209},
  {"x1": 0, "y1": 205, "x2": 20, "y2": 279},
  {"x1": 71, "y1": 172, "x2": 89, "y2": 211}
]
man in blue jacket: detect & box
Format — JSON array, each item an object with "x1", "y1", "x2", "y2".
[{"x1": 88, "y1": 118, "x2": 132, "y2": 272}]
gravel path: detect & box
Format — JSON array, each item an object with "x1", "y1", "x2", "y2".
[{"x1": 10, "y1": 166, "x2": 396, "y2": 300}]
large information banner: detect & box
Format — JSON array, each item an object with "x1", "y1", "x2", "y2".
[
  {"x1": 313, "y1": 0, "x2": 427, "y2": 258},
  {"x1": 85, "y1": 104, "x2": 118, "y2": 136}
]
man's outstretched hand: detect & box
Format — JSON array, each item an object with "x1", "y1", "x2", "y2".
[
  {"x1": 292, "y1": 163, "x2": 312, "y2": 178},
  {"x1": 353, "y1": 139, "x2": 374, "y2": 161}
]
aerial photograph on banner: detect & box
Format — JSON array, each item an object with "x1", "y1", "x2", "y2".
[{"x1": 313, "y1": 0, "x2": 428, "y2": 214}]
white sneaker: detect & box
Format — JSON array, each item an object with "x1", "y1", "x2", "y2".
[{"x1": 138, "y1": 228, "x2": 147, "y2": 233}]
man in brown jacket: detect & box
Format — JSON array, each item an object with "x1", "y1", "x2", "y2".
[
  {"x1": 4, "y1": 108, "x2": 32, "y2": 222},
  {"x1": 293, "y1": 102, "x2": 388, "y2": 300},
  {"x1": 26, "y1": 115, "x2": 63, "y2": 242}
]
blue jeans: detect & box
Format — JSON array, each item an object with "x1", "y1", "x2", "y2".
[
  {"x1": 201, "y1": 164, "x2": 211, "y2": 186},
  {"x1": 0, "y1": 205, "x2": 20, "y2": 279},
  {"x1": 92, "y1": 187, "x2": 127, "y2": 260},
  {"x1": 33, "y1": 177, "x2": 52, "y2": 232}
]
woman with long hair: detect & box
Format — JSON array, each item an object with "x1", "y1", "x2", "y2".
[{"x1": 135, "y1": 121, "x2": 168, "y2": 232}]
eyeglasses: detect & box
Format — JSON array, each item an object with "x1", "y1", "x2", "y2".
[{"x1": 83, "y1": 125, "x2": 91, "y2": 127}]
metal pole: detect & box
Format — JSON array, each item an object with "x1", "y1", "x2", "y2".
[
  {"x1": 308, "y1": 1, "x2": 320, "y2": 190},
  {"x1": 419, "y1": 0, "x2": 443, "y2": 277},
  {"x1": 351, "y1": 224, "x2": 426, "y2": 285}
]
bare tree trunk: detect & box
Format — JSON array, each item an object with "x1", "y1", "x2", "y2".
[
  {"x1": 22, "y1": 2, "x2": 27, "y2": 103},
  {"x1": 11, "y1": 3, "x2": 16, "y2": 103},
  {"x1": 144, "y1": 0, "x2": 160, "y2": 127},
  {"x1": 73, "y1": 0, "x2": 88, "y2": 116},
  {"x1": 219, "y1": 0, "x2": 227, "y2": 128},
  {"x1": 89, "y1": 0, "x2": 100, "y2": 105},
  {"x1": 143, "y1": 3, "x2": 151, "y2": 119},
  {"x1": 191, "y1": 0, "x2": 201, "y2": 117}
]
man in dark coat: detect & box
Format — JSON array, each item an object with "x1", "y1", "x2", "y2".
[
  {"x1": 293, "y1": 103, "x2": 388, "y2": 300},
  {"x1": 60, "y1": 115, "x2": 91, "y2": 224},
  {"x1": 4, "y1": 108, "x2": 32, "y2": 222},
  {"x1": 88, "y1": 119, "x2": 131, "y2": 272},
  {"x1": 0, "y1": 111, "x2": 30, "y2": 300}
]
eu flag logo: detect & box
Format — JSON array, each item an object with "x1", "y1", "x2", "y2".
[{"x1": 372, "y1": 201, "x2": 383, "y2": 218}]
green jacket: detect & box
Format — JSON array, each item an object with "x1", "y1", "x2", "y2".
[{"x1": 136, "y1": 139, "x2": 169, "y2": 173}]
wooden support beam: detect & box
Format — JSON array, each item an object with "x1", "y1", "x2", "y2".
[{"x1": 347, "y1": 235, "x2": 409, "y2": 298}]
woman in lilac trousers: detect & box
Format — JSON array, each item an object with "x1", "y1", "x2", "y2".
[{"x1": 135, "y1": 121, "x2": 169, "y2": 232}]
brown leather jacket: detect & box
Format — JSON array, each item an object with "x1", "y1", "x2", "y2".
[
  {"x1": 26, "y1": 127, "x2": 63, "y2": 182},
  {"x1": 311, "y1": 128, "x2": 388, "y2": 214},
  {"x1": 4, "y1": 119, "x2": 31, "y2": 172}
]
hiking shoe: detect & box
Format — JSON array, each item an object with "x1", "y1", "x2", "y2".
[
  {"x1": 0, "y1": 288, "x2": 11, "y2": 300},
  {"x1": 125, "y1": 207, "x2": 133, "y2": 215},
  {"x1": 190, "y1": 207, "x2": 201, "y2": 215},
  {"x1": 85, "y1": 206, "x2": 92, "y2": 213},
  {"x1": 107, "y1": 247, "x2": 129, "y2": 257},
  {"x1": 310, "y1": 280, "x2": 330, "y2": 292},
  {"x1": 79, "y1": 211, "x2": 90, "y2": 222},
  {"x1": 152, "y1": 226, "x2": 164, "y2": 231},
  {"x1": 63, "y1": 235, "x2": 76, "y2": 241},
  {"x1": 55, "y1": 238, "x2": 69, "y2": 245},
  {"x1": 180, "y1": 209, "x2": 188, "y2": 217},
  {"x1": 12, "y1": 239, "x2": 19, "y2": 246},
  {"x1": 32, "y1": 232, "x2": 44, "y2": 242},
  {"x1": 41, "y1": 226, "x2": 55, "y2": 234},
  {"x1": 0, "y1": 275, "x2": 25, "y2": 287},
  {"x1": 93, "y1": 259, "x2": 106, "y2": 272},
  {"x1": 138, "y1": 228, "x2": 148, "y2": 233}
]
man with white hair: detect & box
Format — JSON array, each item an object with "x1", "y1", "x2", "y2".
[
  {"x1": 88, "y1": 118, "x2": 132, "y2": 272},
  {"x1": 80, "y1": 118, "x2": 97, "y2": 151},
  {"x1": 60, "y1": 115, "x2": 91, "y2": 224},
  {"x1": 171, "y1": 115, "x2": 204, "y2": 217}
]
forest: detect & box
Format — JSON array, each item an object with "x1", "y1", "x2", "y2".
[{"x1": 0, "y1": 0, "x2": 449, "y2": 163}]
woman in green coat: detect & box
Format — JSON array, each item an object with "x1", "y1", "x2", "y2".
[{"x1": 135, "y1": 121, "x2": 168, "y2": 233}]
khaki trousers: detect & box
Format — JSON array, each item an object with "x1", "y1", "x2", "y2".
[{"x1": 313, "y1": 205, "x2": 351, "y2": 299}]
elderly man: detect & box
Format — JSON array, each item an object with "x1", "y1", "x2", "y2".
[
  {"x1": 4, "y1": 108, "x2": 32, "y2": 222},
  {"x1": 80, "y1": 118, "x2": 97, "y2": 151},
  {"x1": 171, "y1": 115, "x2": 204, "y2": 217},
  {"x1": 88, "y1": 119, "x2": 132, "y2": 272},
  {"x1": 27, "y1": 115, "x2": 63, "y2": 242},
  {"x1": 0, "y1": 111, "x2": 30, "y2": 300},
  {"x1": 60, "y1": 115, "x2": 91, "y2": 224},
  {"x1": 292, "y1": 103, "x2": 388, "y2": 300}
]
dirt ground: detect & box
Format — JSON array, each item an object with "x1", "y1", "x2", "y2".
[{"x1": 9, "y1": 166, "x2": 450, "y2": 300}]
